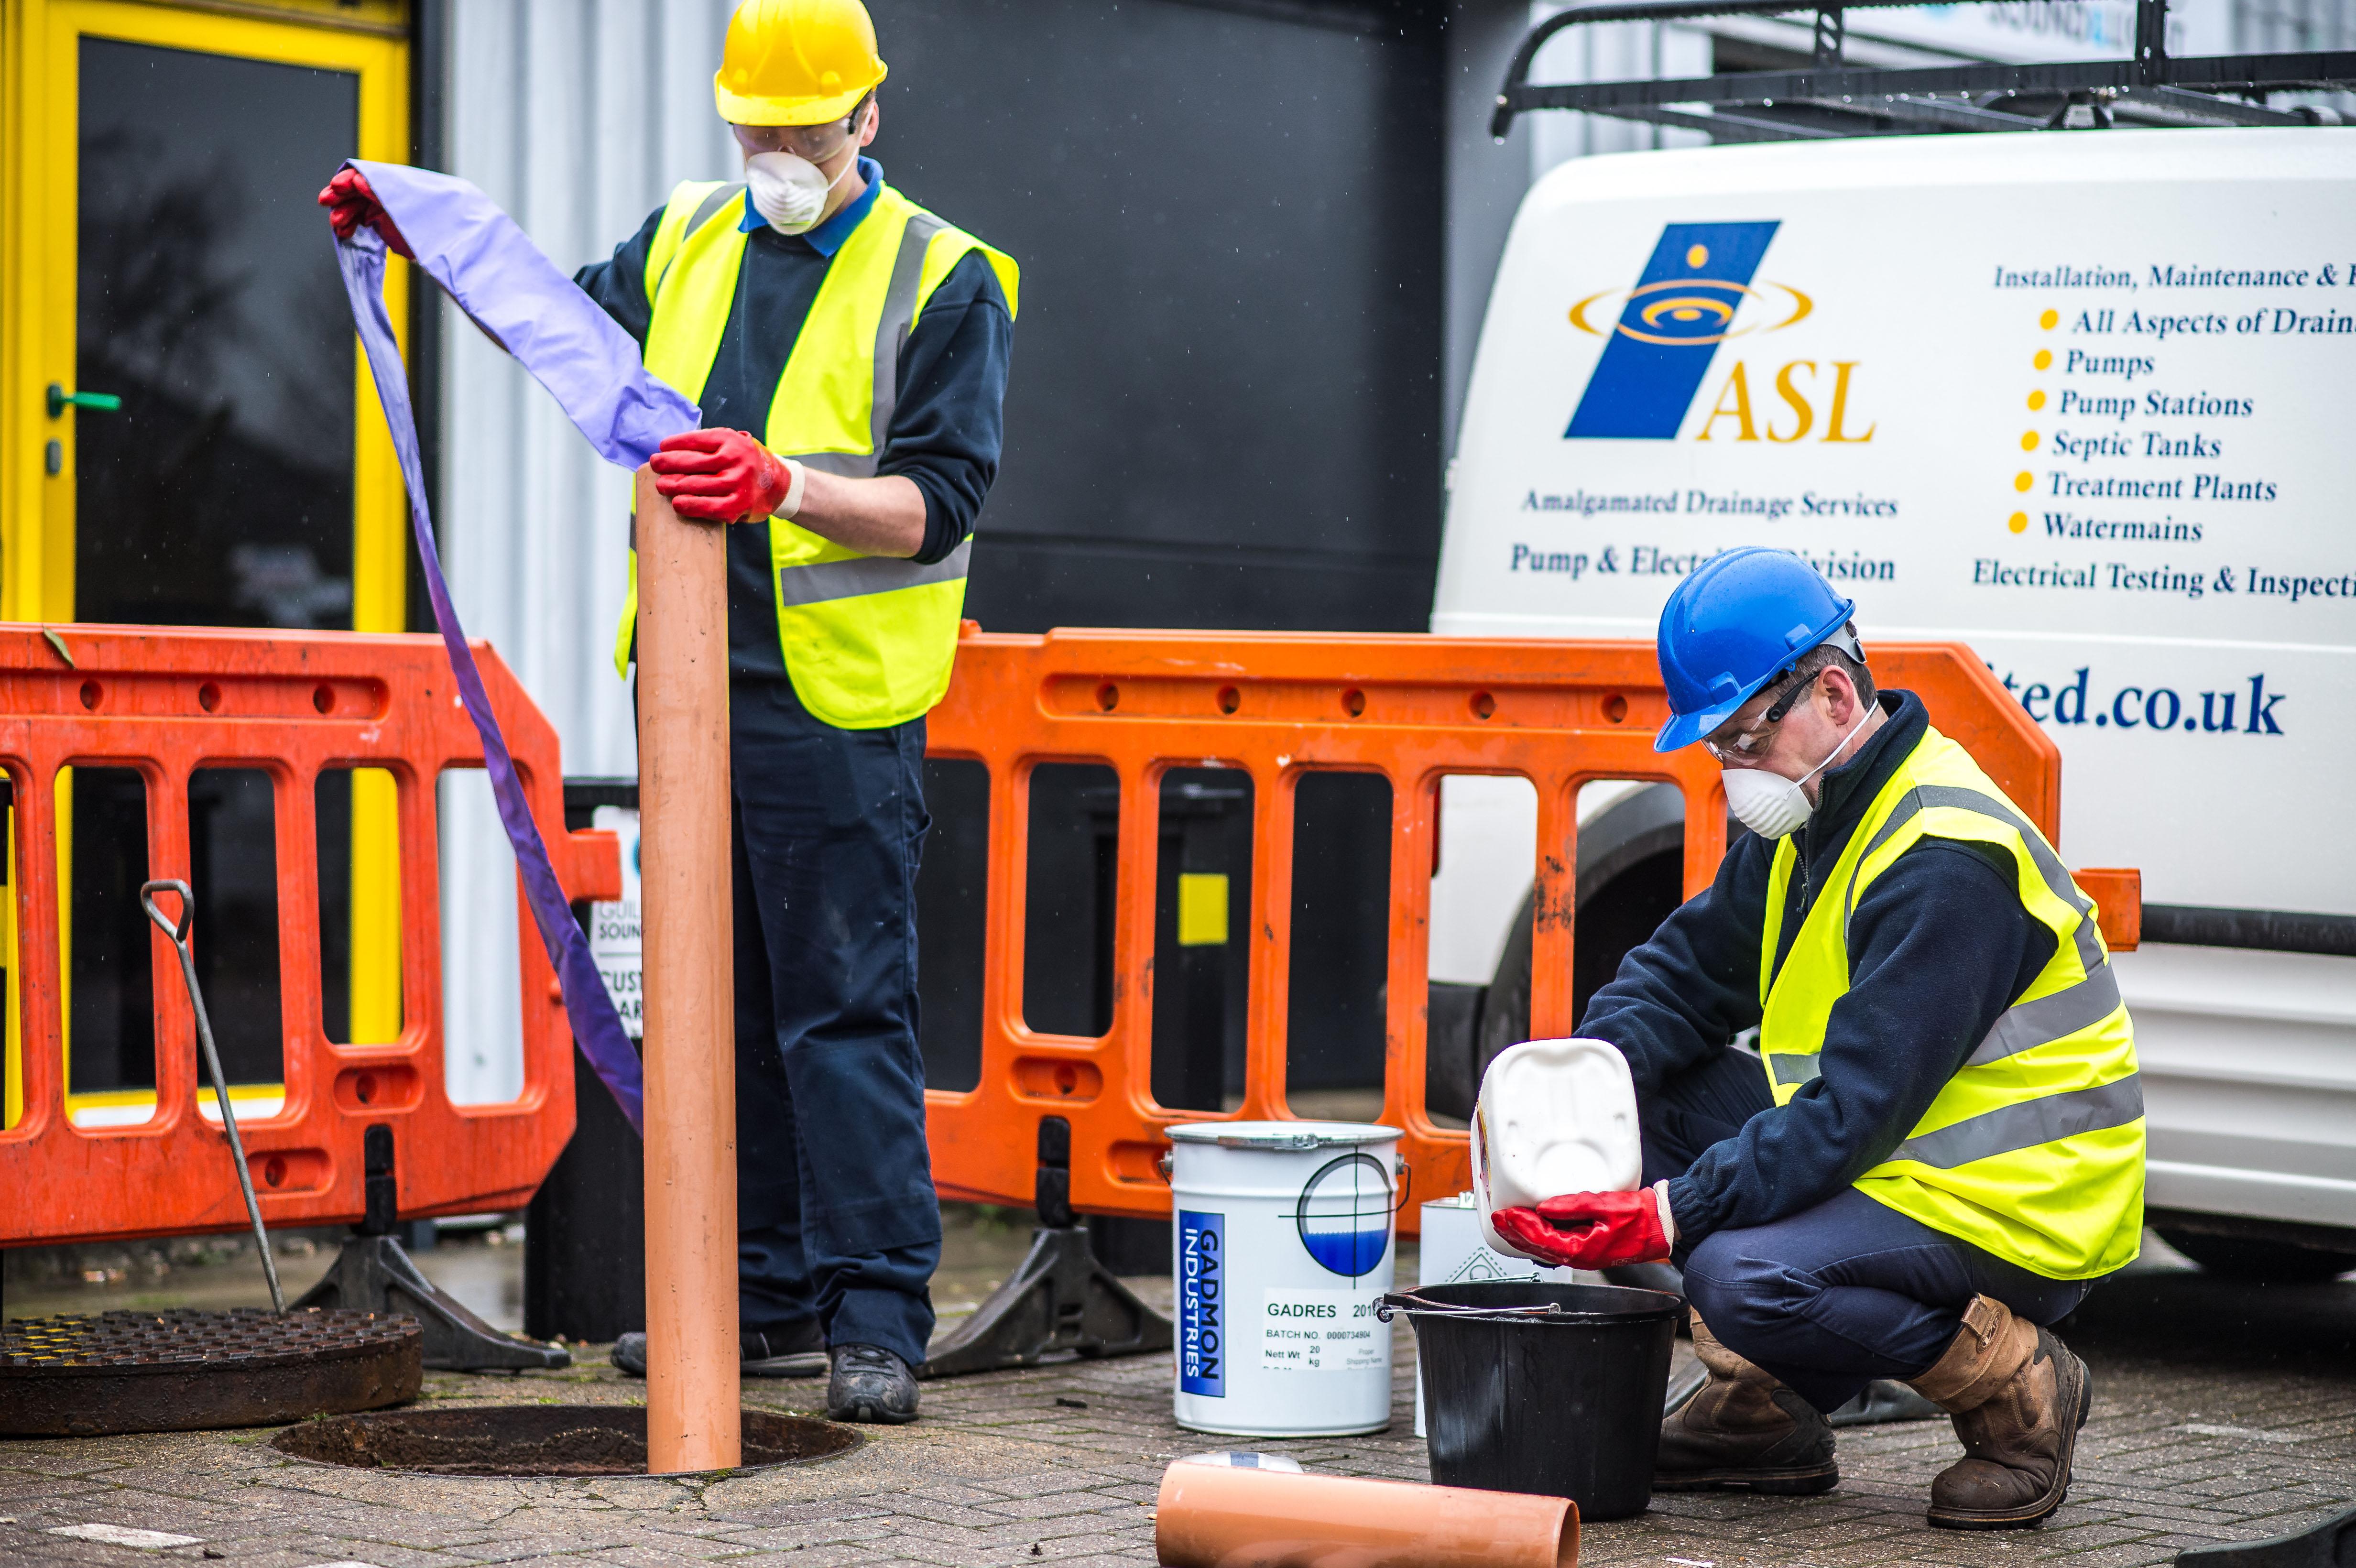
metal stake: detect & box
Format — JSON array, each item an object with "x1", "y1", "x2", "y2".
[{"x1": 142, "y1": 879, "x2": 284, "y2": 1312}]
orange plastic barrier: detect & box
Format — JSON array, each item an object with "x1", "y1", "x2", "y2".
[
  {"x1": 922, "y1": 631, "x2": 2127, "y2": 1230},
  {"x1": 0, "y1": 624, "x2": 620, "y2": 1247}
]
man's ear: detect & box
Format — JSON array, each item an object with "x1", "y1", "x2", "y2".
[
  {"x1": 859, "y1": 100, "x2": 880, "y2": 148},
  {"x1": 1820, "y1": 664, "x2": 1859, "y2": 724}
]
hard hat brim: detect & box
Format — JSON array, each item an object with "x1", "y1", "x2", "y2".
[
  {"x1": 715, "y1": 61, "x2": 887, "y2": 127},
  {"x1": 1655, "y1": 698, "x2": 1750, "y2": 754}
]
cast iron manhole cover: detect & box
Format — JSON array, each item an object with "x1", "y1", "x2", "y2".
[
  {"x1": 272, "y1": 1405, "x2": 862, "y2": 1476},
  {"x1": 0, "y1": 1308, "x2": 422, "y2": 1437}
]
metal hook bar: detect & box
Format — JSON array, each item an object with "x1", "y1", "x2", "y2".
[{"x1": 141, "y1": 878, "x2": 284, "y2": 1312}]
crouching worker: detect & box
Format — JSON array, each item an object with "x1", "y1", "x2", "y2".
[{"x1": 1491, "y1": 547, "x2": 2142, "y2": 1529}]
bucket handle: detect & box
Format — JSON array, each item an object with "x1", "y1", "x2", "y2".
[{"x1": 1374, "y1": 1290, "x2": 1570, "y2": 1323}]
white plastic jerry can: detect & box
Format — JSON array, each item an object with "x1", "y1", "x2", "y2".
[{"x1": 1472, "y1": 1037, "x2": 1641, "y2": 1262}]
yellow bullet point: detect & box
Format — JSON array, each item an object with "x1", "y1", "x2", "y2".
[
  {"x1": 2040, "y1": 309, "x2": 2059, "y2": 329},
  {"x1": 2014, "y1": 471, "x2": 2034, "y2": 492},
  {"x1": 2034, "y1": 348, "x2": 2053, "y2": 370},
  {"x1": 2027, "y1": 390, "x2": 2047, "y2": 411},
  {"x1": 2008, "y1": 512, "x2": 2029, "y2": 534},
  {"x1": 2021, "y1": 431, "x2": 2040, "y2": 451},
  {"x1": 1686, "y1": 244, "x2": 1709, "y2": 268}
]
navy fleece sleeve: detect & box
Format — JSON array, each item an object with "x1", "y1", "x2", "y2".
[
  {"x1": 884, "y1": 250, "x2": 1013, "y2": 565},
  {"x1": 1662, "y1": 841, "x2": 2058, "y2": 1243},
  {"x1": 573, "y1": 206, "x2": 665, "y2": 346},
  {"x1": 1578, "y1": 834, "x2": 1775, "y2": 1097}
]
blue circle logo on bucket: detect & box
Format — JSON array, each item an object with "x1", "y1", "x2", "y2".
[{"x1": 1293, "y1": 1154, "x2": 1393, "y2": 1277}]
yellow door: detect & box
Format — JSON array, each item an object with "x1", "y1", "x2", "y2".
[{"x1": 1, "y1": 0, "x2": 411, "y2": 1127}]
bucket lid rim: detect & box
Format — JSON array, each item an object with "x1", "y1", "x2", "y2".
[{"x1": 1166, "y1": 1120, "x2": 1404, "y2": 1149}]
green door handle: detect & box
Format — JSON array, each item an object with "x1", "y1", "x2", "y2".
[{"x1": 47, "y1": 382, "x2": 122, "y2": 417}]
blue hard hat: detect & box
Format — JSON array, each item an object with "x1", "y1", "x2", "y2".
[{"x1": 1653, "y1": 547, "x2": 1856, "y2": 752}]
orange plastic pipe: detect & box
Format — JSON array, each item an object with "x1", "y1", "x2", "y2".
[
  {"x1": 634, "y1": 469, "x2": 741, "y2": 1472},
  {"x1": 1155, "y1": 1463, "x2": 1577, "y2": 1568}
]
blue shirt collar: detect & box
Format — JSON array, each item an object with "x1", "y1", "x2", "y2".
[{"x1": 739, "y1": 156, "x2": 883, "y2": 256}]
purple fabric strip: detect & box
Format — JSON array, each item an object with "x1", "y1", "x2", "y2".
[
  {"x1": 334, "y1": 162, "x2": 690, "y2": 1133},
  {"x1": 349, "y1": 161, "x2": 700, "y2": 466}
]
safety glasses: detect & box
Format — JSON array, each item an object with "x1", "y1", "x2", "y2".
[
  {"x1": 730, "y1": 104, "x2": 868, "y2": 163},
  {"x1": 1702, "y1": 668, "x2": 1822, "y2": 764}
]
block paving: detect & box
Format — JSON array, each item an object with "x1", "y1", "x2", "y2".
[{"x1": 0, "y1": 1251, "x2": 2349, "y2": 1566}]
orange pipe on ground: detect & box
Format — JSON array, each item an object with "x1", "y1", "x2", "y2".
[
  {"x1": 634, "y1": 469, "x2": 741, "y2": 1473},
  {"x1": 1155, "y1": 1462, "x2": 1577, "y2": 1568}
]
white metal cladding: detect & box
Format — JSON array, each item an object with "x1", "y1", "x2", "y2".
[{"x1": 436, "y1": 0, "x2": 737, "y2": 1105}]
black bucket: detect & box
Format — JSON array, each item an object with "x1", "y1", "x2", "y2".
[{"x1": 1385, "y1": 1280, "x2": 1681, "y2": 1521}]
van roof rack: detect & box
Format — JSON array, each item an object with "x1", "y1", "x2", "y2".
[{"x1": 1492, "y1": 0, "x2": 2356, "y2": 142}]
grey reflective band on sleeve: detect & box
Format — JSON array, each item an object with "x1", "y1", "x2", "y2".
[
  {"x1": 1886, "y1": 1074, "x2": 2144, "y2": 1170},
  {"x1": 1768, "y1": 1050, "x2": 1821, "y2": 1089},
  {"x1": 775, "y1": 536, "x2": 971, "y2": 610},
  {"x1": 1843, "y1": 784, "x2": 2103, "y2": 974},
  {"x1": 1965, "y1": 965, "x2": 2124, "y2": 1067}
]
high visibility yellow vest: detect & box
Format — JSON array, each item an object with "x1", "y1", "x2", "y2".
[
  {"x1": 1757, "y1": 724, "x2": 2144, "y2": 1279},
  {"x1": 611, "y1": 179, "x2": 1020, "y2": 728}
]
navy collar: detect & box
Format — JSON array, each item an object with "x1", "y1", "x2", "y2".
[{"x1": 739, "y1": 156, "x2": 883, "y2": 255}]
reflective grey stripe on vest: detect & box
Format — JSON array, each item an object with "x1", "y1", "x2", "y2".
[
  {"x1": 1966, "y1": 965, "x2": 2124, "y2": 1067},
  {"x1": 1766, "y1": 965, "x2": 2119, "y2": 1092},
  {"x1": 653, "y1": 184, "x2": 747, "y2": 297},
  {"x1": 1845, "y1": 784, "x2": 2102, "y2": 973},
  {"x1": 1886, "y1": 1074, "x2": 2143, "y2": 1169},
  {"x1": 776, "y1": 536, "x2": 971, "y2": 610},
  {"x1": 785, "y1": 212, "x2": 947, "y2": 482}
]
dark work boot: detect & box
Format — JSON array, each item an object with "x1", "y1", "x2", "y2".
[
  {"x1": 609, "y1": 1321, "x2": 826, "y2": 1379},
  {"x1": 827, "y1": 1343, "x2": 920, "y2": 1425},
  {"x1": 1655, "y1": 1313, "x2": 1839, "y2": 1494},
  {"x1": 1909, "y1": 1294, "x2": 2092, "y2": 1530}
]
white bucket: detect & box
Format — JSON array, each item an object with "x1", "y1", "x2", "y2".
[
  {"x1": 1411, "y1": 1192, "x2": 1589, "y2": 1437},
  {"x1": 1169, "y1": 1121, "x2": 1401, "y2": 1437}
]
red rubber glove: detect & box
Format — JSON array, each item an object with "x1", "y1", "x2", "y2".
[
  {"x1": 316, "y1": 167, "x2": 413, "y2": 259},
  {"x1": 649, "y1": 428, "x2": 793, "y2": 523},
  {"x1": 1490, "y1": 1182, "x2": 1674, "y2": 1270}
]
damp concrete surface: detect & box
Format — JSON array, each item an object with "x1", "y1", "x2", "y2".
[{"x1": 0, "y1": 1216, "x2": 2350, "y2": 1567}]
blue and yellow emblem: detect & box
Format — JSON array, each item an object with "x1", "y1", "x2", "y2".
[{"x1": 1566, "y1": 221, "x2": 1810, "y2": 439}]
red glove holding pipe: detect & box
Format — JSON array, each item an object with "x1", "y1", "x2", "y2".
[
  {"x1": 648, "y1": 429, "x2": 799, "y2": 523},
  {"x1": 316, "y1": 167, "x2": 413, "y2": 259},
  {"x1": 1490, "y1": 1181, "x2": 1675, "y2": 1270}
]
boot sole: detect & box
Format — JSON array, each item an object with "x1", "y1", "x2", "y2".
[
  {"x1": 1656, "y1": 1463, "x2": 1840, "y2": 1496},
  {"x1": 1925, "y1": 1345, "x2": 2092, "y2": 1531}
]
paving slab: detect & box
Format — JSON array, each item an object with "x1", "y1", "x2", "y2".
[{"x1": 2, "y1": 1242, "x2": 2351, "y2": 1565}]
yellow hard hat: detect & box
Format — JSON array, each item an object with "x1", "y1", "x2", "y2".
[{"x1": 714, "y1": 0, "x2": 889, "y2": 127}]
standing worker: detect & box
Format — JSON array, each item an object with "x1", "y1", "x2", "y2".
[
  {"x1": 1489, "y1": 547, "x2": 2141, "y2": 1528},
  {"x1": 331, "y1": 0, "x2": 1015, "y2": 1424}
]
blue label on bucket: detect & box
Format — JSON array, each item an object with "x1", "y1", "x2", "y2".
[{"x1": 1178, "y1": 1210, "x2": 1224, "y2": 1397}]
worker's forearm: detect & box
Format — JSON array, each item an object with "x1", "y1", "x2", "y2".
[{"x1": 781, "y1": 469, "x2": 926, "y2": 558}]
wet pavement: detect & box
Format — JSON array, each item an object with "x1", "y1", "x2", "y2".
[{"x1": 0, "y1": 1220, "x2": 2349, "y2": 1566}]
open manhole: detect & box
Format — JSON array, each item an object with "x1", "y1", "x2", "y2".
[
  {"x1": 1, "y1": 1309, "x2": 421, "y2": 1437},
  {"x1": 272, "y1": 1405, "x2": 862, "y2": 1476}
]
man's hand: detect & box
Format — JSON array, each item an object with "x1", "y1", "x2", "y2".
[
  {"x1": 317, "y1": 167, "x2": 414, "y2": 259},
  {"x1": 650, "y1": 428, "x2": 796, "y2": 523},
  {"x1": 1490, "y1": 1182, "x2": 1675, "y2": 1269}
]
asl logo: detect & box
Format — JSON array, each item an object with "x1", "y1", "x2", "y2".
[{"x1": 1566, "y1": 221, "x2": 1869, "y2": 444}]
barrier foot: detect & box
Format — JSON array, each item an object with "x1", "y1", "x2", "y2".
[
  {"x1": 919, "y1": 1223, "x2": 1172, "y2": 1379},
  {"x1": 292, "y1": 1233, "x2": 572, "y2": 1372}
]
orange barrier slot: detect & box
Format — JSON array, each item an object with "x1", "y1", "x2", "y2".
[
  {"x1": 922, "y1": 632, "x2": 2126, "y2": 1229},
  {"x1": 0, "y1": 625, "x2": 621, "y2": 1246}
]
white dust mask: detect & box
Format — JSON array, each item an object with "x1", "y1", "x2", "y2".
[
  {"x1": 744, "y1": 147, "x2": 859, "y2": 234},
  {"x1": 1721, "y1": 704, "x2": 1876, "y2": 839}
]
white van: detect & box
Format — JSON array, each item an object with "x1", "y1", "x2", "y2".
[{"x1": 1426, "y1": 127, "x2": 2356, "y2": 1277}]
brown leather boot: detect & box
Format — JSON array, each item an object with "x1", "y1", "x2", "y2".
[
  {"x1": 1655, "y1": 1314, "x2": 1838, "y2": 1494},
  {"x1": 1907, "y1": 1294, "x2": 2092, "y2": 1530}
]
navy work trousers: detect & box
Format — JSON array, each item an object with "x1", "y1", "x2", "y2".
[
  {"x1": 728, "y1": 677, "x2": 939, "y2": 1367},
  {"x1": 1643, "y1": 1047, "x2": 2095, "y2": 1413}
]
